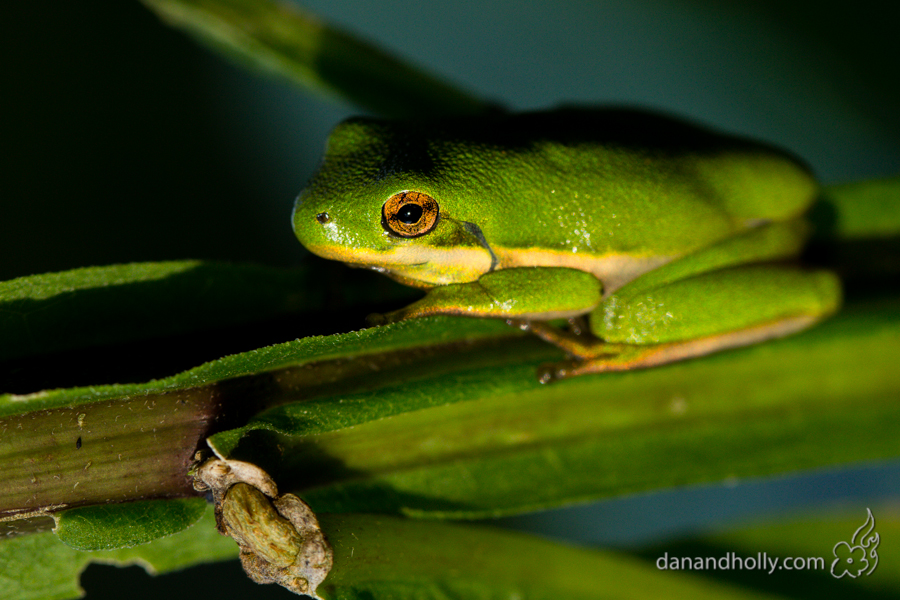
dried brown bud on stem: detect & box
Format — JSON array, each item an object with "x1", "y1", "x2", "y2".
[{"x1": 194, "y1": 458, "x2": 333, "y2": 597}]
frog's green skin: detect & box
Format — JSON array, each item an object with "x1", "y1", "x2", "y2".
[{"x1": 293, "y1": 108, "x2": 841, "y2": 380}]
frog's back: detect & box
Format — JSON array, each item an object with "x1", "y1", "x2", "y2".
[
  {"x1": 312, "y1": 109, "x2": 817, "y2": 290},
  {"x1": 441, "y1": 109, "x2": 814, "y2": 249},
  {"x1": 331, "y1": 109, "x2": 816, "y2": 252}
]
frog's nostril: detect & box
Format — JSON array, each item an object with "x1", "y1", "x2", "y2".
[{"x1": 316, "y1": 212, "x2": 331, "y2": 224}]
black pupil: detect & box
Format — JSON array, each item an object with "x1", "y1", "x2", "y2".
[{"x1": 397, "y1": 203, "x2": 423, "y2": 224}]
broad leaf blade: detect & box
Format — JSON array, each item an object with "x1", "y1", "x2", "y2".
[
  {"x1": 3, "y1": 297, "x2": 897, "y2": 521},
  {"x1": 0, "y1": 504, "x2": 237, "y2": 600},
  {"x1": 209, "y1": 297, "x2": 900, "y2": 518},
  {"x1": 1, "y1": 508, "x2": 785, "y2": 600},
  {"x1": 815, "y1": 175, "x2": 900, "y2": 240},
  {"x1": 0, "y1": 261, "x2": 318, "y2": 362},
  {"x1": 0, "y1": 314, "x2": 513, "y2": 417},
  {"x1": 315, "y1": 513, "x2": 781, "y2": 600},
  {"x1": 0, "y1": 532, "x2": 86, "y2": 600},
  {"x1": 811, "y1": 176, "x2": 900, "y2": 289},
  {"x1": 55, "y1": 498, "x2": 208, "y2": 551},
  {"x1": 0, "y1": 316, "x2": 518, "y2": 517}
]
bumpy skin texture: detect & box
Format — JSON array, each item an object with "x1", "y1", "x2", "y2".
[
  {"x1": 293, "y1": 108, "x2": 839, "y2": 376},
  {"x1": 293, "y1": 108, "x2": 817, "y2": 290}
]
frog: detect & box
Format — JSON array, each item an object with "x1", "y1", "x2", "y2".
[{"x1": 292, "y1": 108, "x2": 841, "y2": 381}]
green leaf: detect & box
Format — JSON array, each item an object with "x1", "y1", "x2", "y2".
[
  {"x1": 3, "y1": 291, "x2": 897, "y2": 521},
  {"x1": 140, "y1": 0, "x2": 491, "y2": 118},
  {"x1": 816, "y1": 175, "x2": 900, "y2": 240},
  {"x1": 810, "y1": 176, "x2": 900, "y2": 288},
  {"x1": 315, "y1": 513, "x2": 780, "y2": 600},
  {"x1": 54, "y1": 498, "x2": 208, "y2": 551},
  {"x1": 2, "y1": 507, "x2": 791, "y2": 600},
  {"x1": 0, "y1": 316, "x2": 518, "y2": 518},
  {"x1": 0, "y1": 261, "x2": 320, "y2": 361},
  {"x1": 0, "y1": 532, "x2": 88, "y2": 600},
  {"x1": 208, "y1": 297, "x2": 900, "y2": 518},
  {"x1": 87, "y1": 503, "x2": 237, "y2": 572},
  {"x1": 0, "y1": 532, "x2": 86, "y2": 600},
  {"x1": 0, "y1": 314, "x2": 513, "y2": 416},
  {"x1": 0, "y1": 504, "x2": 237, "y2": 600}
]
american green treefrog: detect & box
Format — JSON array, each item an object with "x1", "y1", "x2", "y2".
[{"x1": 292, "y1": 109, "x2": 841, "y2": 381}]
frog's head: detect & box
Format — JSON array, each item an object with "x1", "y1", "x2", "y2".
[{"x1": 292, "y1": 118, "x2": 497, "y2": 288}]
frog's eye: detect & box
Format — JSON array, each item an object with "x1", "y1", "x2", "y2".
[{"x1": 382, "y1": 191, "x2": 439, "y2": 238}]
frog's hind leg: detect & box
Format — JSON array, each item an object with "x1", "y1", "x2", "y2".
[
  {"x1": 526, "y1": 313, "x2": 820, "y2": 383},
  {"x1": 525, "y1": 263, "x2": 841, "y2": 382}
]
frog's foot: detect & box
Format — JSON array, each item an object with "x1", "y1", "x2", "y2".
[
  {"x1": 508, "y1": 320, "x2": 628, "y2": 357},
  {"x1": 523, "y1": 315, "x2": 820, "y2": 383},
  {"x1": 511, "y1": 320, "x2": 627, "y2": 383},
  {"x1": 536, "y1": 344, "x2": 695, "y2": 383},
  {"x1": 565, "y1": 316, "x2": 591, "y2": 337}
]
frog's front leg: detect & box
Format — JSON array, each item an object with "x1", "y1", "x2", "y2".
[
  {"x1": 532, "y1": 264, "x2": 841, "y2": 382},
  {"x1": 372, "y1": 267, "x2": 603, "y2": 323}
]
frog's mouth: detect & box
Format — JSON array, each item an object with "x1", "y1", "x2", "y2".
[
  {"x1": 362, "y1": 243, "x2": 496, "y2": 286},
  {"x1": 303, "y1": 216, "x2": 497, "y2": 287}
]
